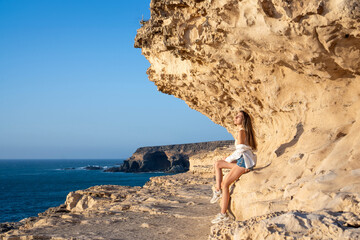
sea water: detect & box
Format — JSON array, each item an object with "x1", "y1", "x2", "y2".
[{"x1": 0, "y1": 159, "x2": 170, "y2": 223}]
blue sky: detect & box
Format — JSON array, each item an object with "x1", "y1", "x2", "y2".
[{"x1": 0, "y1": 0, "x2": 232, "y2": 159}]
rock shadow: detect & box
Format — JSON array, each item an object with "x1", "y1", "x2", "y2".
[
  {"x1": 251, "y1": 162, "x2": 272, "y2": 173},
  {"x1": 275, "y1": 123, "x2": 304, "y2": 157}
]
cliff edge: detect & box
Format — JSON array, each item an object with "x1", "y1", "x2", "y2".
[{"x1": 135, "y1": 0, "x2": 360, "y2": 238}]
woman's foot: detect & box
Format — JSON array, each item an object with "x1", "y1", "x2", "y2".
[
  {"x1": 211, "y1": 213, "x2": 229, "y2": 224},
  {"x1": 210, "y1": 189, "x2": 222, "y2": 203}
]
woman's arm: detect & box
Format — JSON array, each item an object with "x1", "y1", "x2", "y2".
[{"x1": 236, "y1": 128, "x2": 246, "y2": 145}]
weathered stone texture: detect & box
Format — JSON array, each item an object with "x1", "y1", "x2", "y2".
[{"x1": 135, "y1": 0, "x2": 360, "y2": 228}]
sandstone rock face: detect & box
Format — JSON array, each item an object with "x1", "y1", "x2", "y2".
[{"x1": 135, "y1": 0, "x2": 360, "y2": 231}]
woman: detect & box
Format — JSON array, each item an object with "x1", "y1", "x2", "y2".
[{"x1": 210, "y1": 110, "x2": 257, "y2": 224}]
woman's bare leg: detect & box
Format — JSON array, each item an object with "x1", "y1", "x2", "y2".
[
  {"x1": 214, "y1": 160, "x2": 236, "y2": 191},
  {"x1": 220, "y1": 166, "x2": 247, "y2": 214}
]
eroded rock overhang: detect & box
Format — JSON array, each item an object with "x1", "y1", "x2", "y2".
[
  {"x1": 134, "y1": 0, "x2": 359, "y2": 149},
  {"x1": 134, "y1": 0, "x2": 360, "y2": 221}
]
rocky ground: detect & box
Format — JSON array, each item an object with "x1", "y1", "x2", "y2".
[
  {"x1": 0, "y1": 173, "x2": 220, "y2": 240},
  {"x1": 210, "y1": 210, "x2": 360, "y2": 239}
]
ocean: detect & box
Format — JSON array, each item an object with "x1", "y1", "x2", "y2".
[{"x1": 0, "y1": 159, "x2": 170, "y2": 223}]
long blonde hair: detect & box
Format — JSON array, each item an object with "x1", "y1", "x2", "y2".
[{"x1": 240, "y1": 110, "x2": 257, "y2": 150}]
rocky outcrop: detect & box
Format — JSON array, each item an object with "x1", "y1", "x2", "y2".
[
  {"x1": 135, "y1": 0, "x2": 360, "y2": 238},
  {"x1": 106, "y1": 140, "x2": 233, "y2": 172},
  {"x1": 84, "y1": 165, "x2": 103, "y2": 170}
]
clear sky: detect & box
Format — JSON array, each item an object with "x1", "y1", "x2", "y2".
[{"x1": 0, "y1": 0, "x2": 232, "y2": 159}]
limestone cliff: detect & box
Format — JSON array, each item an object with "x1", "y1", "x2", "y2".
[{"x1": 135, "y1": 0, "x2": 360, "y2": 235}]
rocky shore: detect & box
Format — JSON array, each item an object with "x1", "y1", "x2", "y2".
[
  {"x1": 0, "y1": 172, "x2": 219, "y2": 240},
  {"x1": 0, "y1": 142, "x2": 229, "y2": 240}
]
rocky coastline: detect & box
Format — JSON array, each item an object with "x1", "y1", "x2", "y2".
[
  {"x1": 0, "y1": 141, "x2": 230, "y2": 240},
  {"x1": 0, "y1": 167, "x2": 220, "y2": 239},
  {"x1": 3, "y1": 0, "x2": 360, "y2": 238},
  {"x1": 2, "y1": 143, "x2": 359, "y2": 239},
  {"x1": 0, "y1": 173, "x2": 219, "y2": 240}
]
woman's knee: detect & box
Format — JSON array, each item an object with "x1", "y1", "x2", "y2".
[
  {"x1": 221, "y1": 181, "x2": 230, "y2": 189},
  {"x1": 215, "y1": 159, "x2": 228, "y2": 168},
  {"x1": 214, "y1": 160, "x2": 222, "y2": 169}
]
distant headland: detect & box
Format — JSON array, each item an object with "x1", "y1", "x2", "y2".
[{"x1": 105, "y1": 140, "x2": 234, "y2": 173}]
